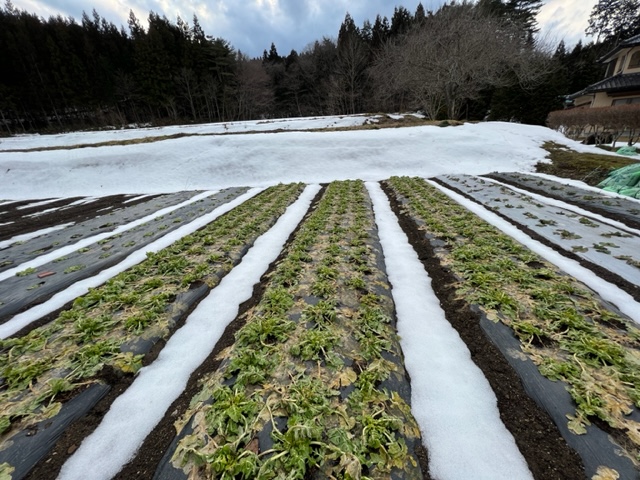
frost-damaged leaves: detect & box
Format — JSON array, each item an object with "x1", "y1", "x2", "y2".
[
  {"x1": 387, "y1": 176, "x2": 640, "y2": 460},
  {"x1": 170, "y1": 181, "x2": 423, "y2": 479},
  {"x1": 0, "y1": 183, "x2": 304, "y2": 451}
]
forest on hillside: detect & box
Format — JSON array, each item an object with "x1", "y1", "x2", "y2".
[{"x1": 0, "y1": 0, "x2": 636, "y2": 134}]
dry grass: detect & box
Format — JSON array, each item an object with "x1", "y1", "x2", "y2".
[{"x1": 536, "y1": 141, "x2": 638, "y2": 186}]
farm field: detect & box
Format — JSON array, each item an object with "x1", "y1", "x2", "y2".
[{"x1": 0, "y1": 118, "x2": 639, "y2": 479}]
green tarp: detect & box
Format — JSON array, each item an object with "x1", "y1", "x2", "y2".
[
  {"x1": 616, "y1": 145, "x2": 639, "y2": 156},
  {"x1": 597, "y1": 163, "x2": 640, "y2": 198}
]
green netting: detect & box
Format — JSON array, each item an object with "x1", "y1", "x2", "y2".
[
  {"x1": 616, "y1": 145, "x2": 639, "y2": 156},
  {"x1": 619, "y1": 187, "x2": 640, "y2": 197},
  {"x1": 597, "y1": 163, "x2": 640, "y2": 196}
]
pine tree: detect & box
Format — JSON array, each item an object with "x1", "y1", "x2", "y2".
[
  {"x1": 370, "y1": 15, "x2": 390, "y2": 50},
  {"x1": 586, "y1": 0, "x2": 640, "y2": 43},
  {"x1": 390, "y1": 6, "x2": 413, "y2": 37},
  {"x1": 415, "y1": 3, "x2": 426, "y2": 25}
]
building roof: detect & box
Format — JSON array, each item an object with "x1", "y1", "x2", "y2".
[
  {"x1": 590, "y1": 72, "x2": 640, "y2": 92},
  {"x1": 600, "y1": 33, "x2": 640, "y2": 63},
  {"x1": 567, "y1": 72, "x2": 640, "y2": 99}
]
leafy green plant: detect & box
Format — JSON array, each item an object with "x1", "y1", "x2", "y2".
[
  {"x1": 579, "y1": 217, "x2": 599, "y2": 228},
  {"x1": 64, "y1": 264, "x2": 86, "y2": 274},
  {"x1": 15, "y1": 267, "x2": 37, "y2": 277},
  {"x1": 290, "y1": 328, "x2": 338, "y2": 361}
]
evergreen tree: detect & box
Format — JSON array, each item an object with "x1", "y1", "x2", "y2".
[
  {"x1": 390, "y1": 6, "x2": 413, "y2": 37},
  {"x1": 587, "y1": 0, "x2": 640, "y2": 44},
  {"x1": 370, "y1": 15, "x2": 390, "y2": 50},
  {"x1": 477, "y1": 0, "x2": 542, "y2": 33},
  {"x1": 335, "y1": 13, "x2": 369, "y2": 114},
  {"x1": 507, "y1": 0, "x2": 543, "y2": 33},
  {"x1": 414, "y1": 3, "x2": 426, "y2": 25}
]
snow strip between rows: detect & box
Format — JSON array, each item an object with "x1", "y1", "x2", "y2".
[
  {"x1": 0, "y1": 188, "x2": 263, "y2": 339},
  {"x1": 58, "y1": 184, "x2": 321, "y2": 480},
  {"x1": 366, "y1": 182, "x2": 533, "y2": 480},
  {"x1": 429, "y1": 180, "x2": 640, "y2": 325},
  {"x1": 0, "y1": 190, "x2": 216, "y2": 282}
]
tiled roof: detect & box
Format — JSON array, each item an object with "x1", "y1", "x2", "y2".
[
  {"x1": 567, "y1": 73, "x2": 640, "y2": 99},
  {"x1": 600, "y1": 33, "x2": 640, "y2": 62},
  {"x1": 589, "y1": 72, "x2": 640, "y2": 92},
  {"x1": 619, "y1": 33, "x2": 640, "y2": 47}
]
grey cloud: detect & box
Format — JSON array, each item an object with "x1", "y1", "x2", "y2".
[{"x1": 12, "y1": 0, "x2": 592, "y2": 57}]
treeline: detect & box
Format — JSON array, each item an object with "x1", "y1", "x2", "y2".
[{"x1": 0, "y1": 0, "x2": 626, "y2": 134}]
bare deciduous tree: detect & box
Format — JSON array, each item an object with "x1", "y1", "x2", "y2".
[
  {"x1": 333, "y1": 24, "x2": 369, "y2": 115},
  {"x1": 235, "y1": 56, "x2": 273, "y2": 120},
  {"x1": 373, "y1": 1, "x2": 554, "y2": 120}
]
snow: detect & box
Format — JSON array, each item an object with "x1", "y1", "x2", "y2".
[
  {"x1": 15, "y1": 198, "x2": 61, "y2": 209},
  {"x1": 57, "y1": 184, "x2": 321, "y2": 480},
  {"x1": 0, "y1": 189, "x2": 263, "y2": 339},
  {"x1": 0, "y1": 115, "x2": 372, "y2": 151},
  {"x1": 0, "y1": 120, "x2": 618, "y2": 200},
  {"x1": 122, "y1": 194, "x2": 153, "y2": 204},
  {"x1": 367, "y1": 182, "x2": 533, "y2": 480},
  {"x1": 25, "y1": 207, "x2": 66, "y2": 217}
]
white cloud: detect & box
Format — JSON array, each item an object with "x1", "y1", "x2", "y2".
[{"x1": 537, "y1": 0, "x2": 597, "y2": 47}]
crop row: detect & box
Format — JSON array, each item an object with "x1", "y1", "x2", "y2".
[
  {"x1": 0, "y1": 189, "x2": 251, "y2": 323},
  {"x1": 0, "y1": 183, "x2": 304, "y2": 464},
  {"x1": 0, "y1": 191, "x2": 198, "y2": 274},
  {"x1": 387, "y1": 176, "x2": 640, "y2": 462},
  {"x1": 435, "y1": 174, "x2": 640, "y2": 294},
  {"x1": 161, "y1": 180, "x2": 424, "y2": 479}
]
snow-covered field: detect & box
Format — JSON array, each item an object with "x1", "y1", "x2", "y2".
[
  {"x1": 0, "y1": 118, "x2": 638, "y2": 480},
  {"x1": 0, "y1": 119, "x2": 618, "y2": 201}
]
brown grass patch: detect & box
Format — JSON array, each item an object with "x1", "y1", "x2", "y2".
[{"x1": 536, "y1": 141, "x2": 637, "y2": 186}]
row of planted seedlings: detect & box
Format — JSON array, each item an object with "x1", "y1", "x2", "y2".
[
  {"x1": 163, "y1": 180, "x2": 425, "y2": 479},
  {"x1": 0, "y1": 184, "x2": 304, "y2": 465},
  {"x1": 387, "y1": 176, "x2": 640, "y2": 461}
]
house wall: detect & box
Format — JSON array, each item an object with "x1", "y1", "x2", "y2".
[
  {"x1": 615, "y1": 51, "x2": 628, "y2": 73},
  {"x1": 622, "y1": 46, "x2": 640, "y2": 73},
  {"x1": 592, "y1": 92, "x2": 612, "y2": 107},
  {"x1": 573, "y1": 94, "x2": 593, "y2": 108}
]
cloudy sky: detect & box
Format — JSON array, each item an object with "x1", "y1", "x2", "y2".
[{"x1": 11, "y1": 0, "x2": 597, "y2": 57}]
